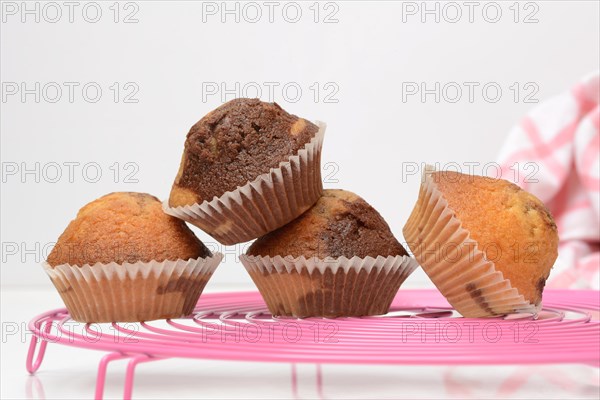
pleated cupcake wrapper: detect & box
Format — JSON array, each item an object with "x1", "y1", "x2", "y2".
[
  {"x1": 240, "y1": 254, "x2": 418, "y2": 318},
  {"x1": 43, "y1": 253, "x2": 223, "y2": 323},
  {"x1": 403, "y1": 165, "x2": 540, "y2": 317},
  {"x1": 163, "y1": 122, "x2": 326, "y2": 245}
]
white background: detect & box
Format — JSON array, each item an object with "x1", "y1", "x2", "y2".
[{"x1": 1, "y1": 2, "x2": 599, "y2": 399}]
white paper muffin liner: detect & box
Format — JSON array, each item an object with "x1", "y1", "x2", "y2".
[
  {"x1": 43, "y1": 253, "x2": 223, "y2": 323},
  {"x1": 403, "y1": 166, "x2": 540, "y2": 317},
  {"x1": 164, "y1": 122, "x2": 326, "y2": 245},
  {"x1": 240, "y1": 254, "x2": 418, "y2": 318}
]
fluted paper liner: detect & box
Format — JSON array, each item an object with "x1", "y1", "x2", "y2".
[
  {"x1": 240, "y1": 254, "x2": 418, "y2": 318},
  {"x1": 164, "y1": 122, "x2": 326, "y2": 245},
  {"x1": 43, "y1": 253, "x2": 223, "y2": 323},
  {"x1": 403, "y1": 166, "x2": 540, "y2": 317}
]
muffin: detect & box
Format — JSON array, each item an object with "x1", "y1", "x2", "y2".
[
  {"x1": 241, "y1": 190, "x2": 418, "y2": 318},
  {"x1": 165, "y1": 98, "x2": 326, "y2": 245},
  {"x1": 45, "y1": 192, "x2": 223, "y2": 323},
  {"x1": 403, "y1": 167, "x2": 559, "y2": 317}
]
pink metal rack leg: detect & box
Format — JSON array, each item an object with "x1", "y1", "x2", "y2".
[
  {"x1": 26, "y1": 321, "x2": 52, "y2": 374},
  {"x1": 94, "y1": 353, "x2": 162, "y2": 400}
]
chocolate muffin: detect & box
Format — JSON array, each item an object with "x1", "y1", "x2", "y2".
[
  {"x1": 165, "y1": 98, "x2": 326, "y2": 245},
  {"x1": 170, "y1": 98, "x2": 319, "y2": 206},
  {"x1": 403, "y1": 168, "x2": 559, "y2": 317},
  {"x1": 44, "y1": 192, "x2": 223, "y2": 323},
  {"x1": 241, "y1": 190, "x2": 417, "y2": 318}
]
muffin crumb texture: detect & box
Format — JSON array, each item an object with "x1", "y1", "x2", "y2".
[
  {"x1": 248, "y1": 189, "x2": 408, "y2": 259},
  {"x1": 47, "y1": 192, "x2": 211, "y2": 267}
]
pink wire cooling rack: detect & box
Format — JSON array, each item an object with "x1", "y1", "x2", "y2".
[{"x1": 27, "y1": 289, "x2": 600, "y2": 399}]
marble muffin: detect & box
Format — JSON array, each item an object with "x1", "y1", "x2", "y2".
[
  {"x1": 166, "y1": 98, "x2": 325, "y2": 245},
  {"x1": 242, "y1": 190, "x2": 417, "y2": 318},
  {"x1": 248, "y1": 189, "x2": 409, "y2": 259},
  {"x1": 403, "y1": 170, "x2": 559, "y2": 317},
  {"x1": 45, "y1": 192, "x2": 221, "y2": 323},
  {"x1": 169, "y1": 98, "x2": 320, "y2": 206}
]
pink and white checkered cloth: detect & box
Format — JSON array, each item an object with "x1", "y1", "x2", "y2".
[{"x1": 497, "y1": 72, "x2": 600, "y2": 290}]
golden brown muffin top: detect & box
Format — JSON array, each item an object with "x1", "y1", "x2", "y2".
[
  {"x1": 169, "y1": 98, "x2": 319, "y2": 206},
  {"x1": 247, "y1": 189, "x2": 408, "y2": 259},
  {"x1": 432, "y1": 171, "x2": 558, "y2": 305},
  {"x1": 47, "y1": 192, "x2": 211, "y2": 267}
]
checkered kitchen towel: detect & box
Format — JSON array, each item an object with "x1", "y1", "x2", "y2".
[{"x1": 497, "y1": 72, "x2": 599, "y2": 289}]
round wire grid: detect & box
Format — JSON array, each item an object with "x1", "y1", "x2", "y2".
[{"x1": 28, "y1": 289, "x2": 600, "y2": 367}]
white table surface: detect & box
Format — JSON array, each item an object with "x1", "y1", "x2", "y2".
[{"x1": 1, "y1": 287, "x2": 598, "y2": 400}]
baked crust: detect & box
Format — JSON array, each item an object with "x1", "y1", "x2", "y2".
[
  {"x1": 432, "y1": 171, "x2": 558, "y2": 305},
  {"x1": 169, "y1": 98, "x2": 319, "y2": 206},
  {"x1": 247, "y1": 189, "x2": 408, "y2": 259},
  {"x1": 47, "y1": 192, "x2": 211, "y2": 267}
]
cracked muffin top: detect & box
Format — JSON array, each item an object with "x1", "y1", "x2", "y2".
[
  {"x1": 169, "y1": 98, "x2": 319, "y2": 206},
  {"x1": 247, "y1": 189, "x2": 409, "y2": 259},
  {"x1": 47, "y1": 192, "x2": 211, "y2": 267},
  {"x1": 431, "y1": 171, "x2": 558, "y2": 305}
]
